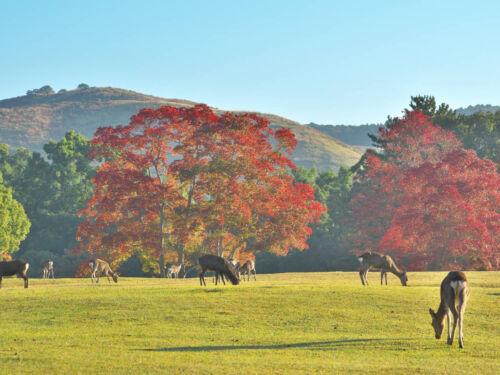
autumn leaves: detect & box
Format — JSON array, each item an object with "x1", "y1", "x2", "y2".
[{"x1": 75, "y1": 105, "x2": 324, "y2": 274}]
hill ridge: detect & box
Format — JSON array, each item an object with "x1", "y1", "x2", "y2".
[{"x1": 0, "y1": 86, "x2": 361, "y2": 171}]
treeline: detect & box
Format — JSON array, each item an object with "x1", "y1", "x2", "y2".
[
  {"x1": 0, "y1": 95, "x2": 498, "y2": 276},
  {"x1": 263, "y1": 96, "x2": 500, "y2": 272}
]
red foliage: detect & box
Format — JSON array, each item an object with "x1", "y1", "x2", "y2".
[
  {"x1": 75, "y1": 104, "x2": 324, "y2": 269},
  {"x1": 350, "y1": 111, "x2": 500, "y2": 270}
]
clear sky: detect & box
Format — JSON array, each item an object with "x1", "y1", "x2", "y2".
[{"x1": 1, "y1": 0, "x2": 499, "y2": 124}]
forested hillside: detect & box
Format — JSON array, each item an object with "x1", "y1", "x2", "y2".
[
  {"x1": 0, "y1": 85, "x2": 361, "y2": 172},
  {"x1": 307, "y1": 123, "x2": 380, "y2": 148}
]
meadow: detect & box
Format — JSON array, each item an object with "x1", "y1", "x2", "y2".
[{"x1": 0, "y1": 272, "x2": 498, "y2": 374}]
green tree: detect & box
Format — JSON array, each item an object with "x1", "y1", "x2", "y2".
[
  {"x1": 0, "y1": 132, "x2": 95, "y2": 275},
  {"x1": 406, "y1": 96, "x2": 500, "y2": 164},
  {"x1": 0, "y1": 172, "x2": 30, "y2": 256},
  {"x1": 259, "y1": 166, "x2": 356, "y2": 273}
]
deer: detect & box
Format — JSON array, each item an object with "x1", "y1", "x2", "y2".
[
  {"x1": 198, "y1": 254, "x2": 240, "y2": 286},
  {"x1": 429, "y1": 271, "x2": 470, "y2": 348},
  {"x1": 357, "y1": 251, "x2": 407, "y2": 286},
  {"x1": 239, "y1": 259, "x2": 256, "y2": 281},
  {"x1": 0, "y1": 260, "x2": 29, "y2": 288},
  {"x1": 41, "y1": 260, "x2": 54, "y2": 279},
  {"x1": 89, "y1": 259, "x2": 119, "y2": 283},
  {"x1": 165, "y1": 263, "x2": 182, "y2": 278}
]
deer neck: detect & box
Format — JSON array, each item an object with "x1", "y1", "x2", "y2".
[
  {"x1": 388, "y1": 263, "x2": 404, "y2": 278},
  {"x1": 435, "y1": 300, "x2": 447, "y2": 323}
]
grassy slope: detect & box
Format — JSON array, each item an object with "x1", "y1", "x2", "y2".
[
  {"x1": 0, "y1": 272, "x2": 498, "y2": 374},
  {"x1": 0, "y1": 87, "x2": 361, "y2": 171}
]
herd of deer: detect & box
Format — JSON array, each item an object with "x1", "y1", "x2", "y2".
[{"x1": 0, "y1": 251, "x2": 470, "y2": 348}]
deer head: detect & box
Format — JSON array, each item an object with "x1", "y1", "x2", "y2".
[
  {"x1": 112, "y1": 272, "x2": 119, "y2": 283},
  {"x1": 400, "y1": 271, "x2": 408, "y2": 286},
  {"x1": 429, "y1": 308, "x2": 444, "y2": 339}
]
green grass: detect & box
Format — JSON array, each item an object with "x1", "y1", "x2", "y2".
[{"x1": 0, "y1": 272, "x2": 498, "y2": 374}]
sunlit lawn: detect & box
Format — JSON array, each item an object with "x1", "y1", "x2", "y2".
[{"x1": 0, "y1": 271, "x2": 498, "y2": 374}]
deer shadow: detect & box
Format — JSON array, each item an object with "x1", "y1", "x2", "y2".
[
  {"x1": 487, "y1": 293, "x2": 500, "y2": 296},
  {"x1": 136, "y1": 338, "x2": 417, "y2": 352}
]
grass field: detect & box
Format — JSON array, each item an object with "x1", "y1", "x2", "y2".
[{"x1": 0, "y1": 272, "x2": 498, "y2": 374}]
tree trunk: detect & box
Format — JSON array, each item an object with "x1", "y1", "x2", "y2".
[{"x1": 159, "y1": 203, "x2": 166, "y2": 278}]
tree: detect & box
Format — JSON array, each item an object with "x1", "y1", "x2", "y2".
[
  {"x1": 26, "y1": 85, "x2": 55, "y2": 95},
  {"x1": 0, "y1": 172, "x2": 30, "y2": 258},
  {"x1": 404, "y1": 95, "x2": 500, "y2": 166},
  {"x1": 380, "y1": 149, "x2": 500, "y2": 270},
  {"x1": 77, "y1": 83, "x2": 90, "y2": 90},
  {"x1": 75, "y1": 104, "x2": 324, "y2": 275},
  {"x1": 350, "y1": 110, "x2": 499, "y2": 270},
  {"x1": 351, "y1": 111, "x2": 461, "y2": 255},
  {"x1": 0, "y1": 133, "x2": 95, "y2": 276}
]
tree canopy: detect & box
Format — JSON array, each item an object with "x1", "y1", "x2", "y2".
[{"x1": 75, "y1": 104, "x2": 324, "y2": 275}]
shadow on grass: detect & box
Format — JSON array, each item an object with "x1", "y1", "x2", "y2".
[
  {"x1": 487, "y1": 293, "x2": 500, "y2": 296},
  {"x1": 136, "y1": 338, "x2": 417, "y2": 352}
]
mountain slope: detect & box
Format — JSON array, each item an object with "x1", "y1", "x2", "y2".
[{"x1": 0, "y1": 86, "x2": 361, "y2": 171}]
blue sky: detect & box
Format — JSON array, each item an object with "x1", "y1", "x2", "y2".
[{"x1": 1, "y1": 0, "x2": 499, "y2": 124}]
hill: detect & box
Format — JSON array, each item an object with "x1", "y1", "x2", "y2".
[
  {"x1": 308, "y1": 123, "x2": 381, "y2": 148},
  {"x1": 0, "y1": 86, "x2": 361, "y2": 171}
]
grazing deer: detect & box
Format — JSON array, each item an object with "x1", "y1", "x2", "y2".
[
  {"x1": 357, "y1": 252, "x2": 407, "y2": 286},
  {"x1": 0, "y1": 260, "x2": 29, "y2": 288},
  {"x1": 429, "y1": 271, "x2": 470, "y2": 348},
  {"x1": 239, "y1": 259, "x2": 256, "y2": 281},
  {"x1": 199, "y1": 254, "x2": 239, "y2": 286},
  {"x1": 41, "y1": 260, "x2": 54, "y2": 279},
  {"x1": 89, "y1": 259, "x2": 119, "y2": 283},
  {"x1": 165, "y1": 263, "x2": 182, "y2": 278}
]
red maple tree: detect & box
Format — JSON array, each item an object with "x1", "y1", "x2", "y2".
[
  {"x1": 350, "y1": 111, "x2": 500, "y2": 270},
  {"x1": 75, "y1": 105, "x2": 324, "y2": 274}
]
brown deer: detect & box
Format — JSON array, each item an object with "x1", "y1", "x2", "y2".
[
  {"x1": 357, "y1": 252, "x2": 407, "y2": 286},
  {"x1": 41, "y1": 260, "x2": 54, "y2": 279},
  {"x1": 199, "y1": 254, "x2": 239, "y2": 286},
  {"x1": 239, "y1": 259, "x2": 256, "y2": 281},
  {"x1": 165, "y1": 263, "x2": 182, "y2": 278},
  {"x1": 0, "y1": 260, "x2": 29, "y2": 288},
  {"x1": 89, "y1": 259, "x2": 119, "y2": 283},
  {"x1": 429, "y1": 271, "x2": 470, "y2": 348}
]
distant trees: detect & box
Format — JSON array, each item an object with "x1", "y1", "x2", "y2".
[
  {"x1": 77, "y1": 83, "x2": 90, "y2": 90},
  {"x1": 26, "y1": 85, "x2": 55, "y2": 96},
  {"x1": 75, "y1": 104, "x2": 324, "y2": 275}
]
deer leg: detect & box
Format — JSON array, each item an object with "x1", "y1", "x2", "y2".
[
  {"x1": 446, "y1": 309, "x2": 452, "y2": 344},
  {"x1": 221, "y1": 273, "x2": 226, "y2": 285},
  {"x1": 380, "y1": 272, "x2": 384, "y2": 285},
  {"x1": 200, "y1": 270, "x2": 206, "y2": 286},
  {"x1": 449, "y1": 307, "x2": 458, "y2": 346},
  {"x1": 0, "y1": 275, "x2": 2, "y2": 288},
  {"x1": 458, "y1": 312, "x2": 464, "y2": 349},
  {"x1": 253, "y1": 269, "x2": 257, "y2": 281},
  {"x1": 458, "y1": 299, "x2": 466, "y2": 348},
  {"x1": 385, "y1": 272, "x2": 388, "y2": 285},
  {"x1": 365, "y1": 269, "x2": 370, "y2": 285},
  {"x1": 359, "y1": 270, "x2": 365, "y2": 285}
]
